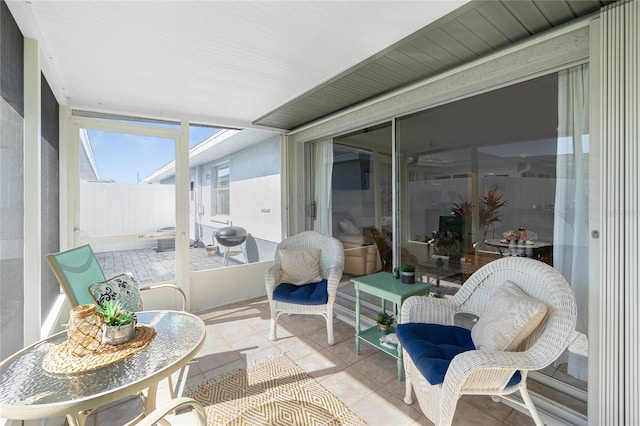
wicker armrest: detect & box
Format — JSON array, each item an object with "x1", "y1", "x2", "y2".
[
  {"x1": 401, "y1": 295, "x2": 457, "y2": 325},
  {"x1": 444, "y1": 349, "x2": 538, "y2": 394},
  {"x1": 265, "y1": 265, "x2": 282, "y2": 294}
]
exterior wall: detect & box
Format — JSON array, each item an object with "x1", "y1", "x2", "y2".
[
  {"x1": 195, "y1": 135, "x2": 281, "y2": 260},
  {"x1": 0, "y1": 0, "x2": 25, "y2": 360}
]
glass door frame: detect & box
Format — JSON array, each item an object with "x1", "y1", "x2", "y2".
[{"x1": 61, "y1": 109, "x2": 192, "y2": 308}]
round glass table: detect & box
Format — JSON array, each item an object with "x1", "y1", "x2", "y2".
[{"x1": 0, "y1": 310, "x2": 206, "y2": 425}]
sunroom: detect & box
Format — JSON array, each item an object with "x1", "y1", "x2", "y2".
[{"x1": 2, "y1": 1, "x2": 638, "y2": 425}]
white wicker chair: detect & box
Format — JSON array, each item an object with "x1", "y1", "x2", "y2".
[
  {"x1": 265, "y1": 231, "x2": 344, "y2": 345},
  {"x1": 400, "y1": 257, "x2": 576, "y2": 426}
]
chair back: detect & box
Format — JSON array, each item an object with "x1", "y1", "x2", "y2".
[
  {"x1": 275, "y1": 231, "x2": 344, "y2": 279},
  {"x1": 46, "y1": 244, "x2": 106, "y2": 307},
  {"x1": 453, "y1": 257, "x2": 577, "y2": 364},
  {"x1": 368, "y1": 227, "x2": 392, "y2": 272}
]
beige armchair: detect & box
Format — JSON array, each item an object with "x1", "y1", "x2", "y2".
[{"x1": 332, "y1": 212, "x2": 379, "y2": 276}]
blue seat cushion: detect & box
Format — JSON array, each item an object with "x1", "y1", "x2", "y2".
[
  {"x1": 272, "y1": 279, "x2": 328, "y2": 305},
  {"x1": 397, "y1": 323, "x2": 521, "y2": 386}
]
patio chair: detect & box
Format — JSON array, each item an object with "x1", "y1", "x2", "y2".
[
  {"x1": 265, "y1": 231, "x2": 344, "y2": 345},
  {"x1": 397, "y1": 257, "x2": 576, "y2": 426},
  {"x1": 45, "y1": 244, "x2": 187, "y2": 401},
  {"x1": 46, "y1": 244, "x2": 186, "y2": 311},
  {"x1": 137, "y1": 397, "x2": 207, "y2": 426}
]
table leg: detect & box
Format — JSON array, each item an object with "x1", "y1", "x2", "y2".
[
  {"x1": 66, "y1": 410, "x2": 91, "y2": 426},
  {"x1": 355, "y1": 286, "x2": 361, "y2": 356},
  {"x1": 145, "y1": 382, "x2": 172, "y2": 426}
]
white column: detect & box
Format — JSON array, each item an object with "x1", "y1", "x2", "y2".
[
  {"x1": 593, "y1": 1, "x2": 639, "y2": 424},
  {"x1": 23, "y1": 38, "x2": 41, "y2": 344},
  {"x1": 176, "y1": 121, "x2": 191, "y2": 310}
]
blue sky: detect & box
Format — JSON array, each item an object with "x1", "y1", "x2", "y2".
[{"x1": 88, "y1": 126, "x2": 218, "y2": 183}]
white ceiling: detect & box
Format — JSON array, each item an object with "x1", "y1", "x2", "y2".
[{"x1": 7, "y1": 0, "x2": 469, "y2": 132}]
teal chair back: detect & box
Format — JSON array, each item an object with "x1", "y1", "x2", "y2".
[{"x1": 46, "y1": 244, "x2": 106, "y2": 307}]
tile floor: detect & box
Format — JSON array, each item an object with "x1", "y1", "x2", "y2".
[{"x1": 86, "y1": 297, "x2": 538, "y2": 426}]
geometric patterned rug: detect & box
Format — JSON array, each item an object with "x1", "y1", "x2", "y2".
[{"x1": 186, "y1": 354, "x2": 368, "y2": 425}]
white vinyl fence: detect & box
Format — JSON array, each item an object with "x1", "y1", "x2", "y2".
[{"x1": 80, "y1": 181, "x2": 175, "y2": 252}]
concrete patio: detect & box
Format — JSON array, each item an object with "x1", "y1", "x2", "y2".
[{"x1": 94, "y1": 247, "x2": 246, "y2": 285}]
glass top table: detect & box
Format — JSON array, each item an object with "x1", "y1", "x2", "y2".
[{"x1": 0, "y1": 310, "x2": 206, "y2": 425}]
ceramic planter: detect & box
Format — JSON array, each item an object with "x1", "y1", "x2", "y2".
[
  {"x1": 102, "y1": 322, "x2": 135, "y2": 345},
  {"x1": 400, "y1": 271, "x2": 415, "y2": 284},
  {"x1": 377, "y1": 323, "x2": 391, "y2": 335}
]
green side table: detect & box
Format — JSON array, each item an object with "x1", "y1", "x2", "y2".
[{"x1": 351, "y1": 271, "x2": 432, "y2": 381}]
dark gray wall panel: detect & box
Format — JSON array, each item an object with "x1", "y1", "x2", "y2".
[
  {"x1": 1, "y1": 0, "x2": 25, "y2": 360},
  {"x1": 0, "y1": 0, "x2": 23, "y2": 116}
]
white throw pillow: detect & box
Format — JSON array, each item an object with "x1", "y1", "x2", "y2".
[
  {"x1": 471, "y1": 280, "x2": 548, "y2": 351},
  {"x1": 339, "y1": 219, "x2": 361, "y2": 235},
  {"x1": 279, "y1": 249, "x2": 322, "y2": 285}
]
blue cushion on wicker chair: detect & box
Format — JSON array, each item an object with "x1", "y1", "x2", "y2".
[
  {"x1": 272, "y1": 279, "x2": 328, "y2": 305},
  {"x1": 397, "y1": 323, "x2": 474, "y2": 385},
  {"x1": 397, "y1": 322, "x2": 521, "y2": 386}
]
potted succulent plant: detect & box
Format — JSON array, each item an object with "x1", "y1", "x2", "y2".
[
  {"x1": 400, "y1": 264, "x2": 416, "y2": 284},
  {"x1": 377, "y1": 311, "x2": 394, "y2": 335},
  {"x1": 97, "y1": 300, "x2": 136, "y2": 345}
]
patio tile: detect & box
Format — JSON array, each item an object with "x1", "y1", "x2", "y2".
[
  {"x1": 317, "y1": 369, "x2": 377, "y2": 407},
  {"x1": 74, "y1": 295, "x2": 571, "y2": 426},
  {"x1": 351, "y1": 388, "x2": 421, "y2": 426}
]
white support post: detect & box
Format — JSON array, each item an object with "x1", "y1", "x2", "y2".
[
  {"x1": 23, "y1": 38, "x2": 41, "y2": 344},
  {"x1": 176, "y1": 121, "x2": 191, "y2": 310}
]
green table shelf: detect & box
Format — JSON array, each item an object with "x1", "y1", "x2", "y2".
[{"x1": 351, "y1": 272, "x2": 432, "y2": 381}]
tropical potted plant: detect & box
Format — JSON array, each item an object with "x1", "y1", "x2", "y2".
[
  {"x1": 97, "y1": 300, "x2": 136, "y2": 345},
  {"x1": 400, "y1": 264, "x2": 416, "y2": 284},
  {"x1": 377, "y1": 311, "x2": 394, "y2": 335}
]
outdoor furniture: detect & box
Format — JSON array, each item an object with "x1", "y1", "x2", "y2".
[
  {"x1": 215, "y1": 226, "x2": 248, "y2": 266},
  {"x1": 351, "y1": 272, "x2": 432, "y2": 380},
  {"x1": 137, "y1": 397, "x2": 207, "y2": 426},
  {"x1": 265, "y1": 231, "x2": 344, "y2": 345},
  {"x1": 369, "y1": 227, "x2": 392, "y2": 272},
  {"x1": 332, "y1": 212, "x2": 379, "y2": 276},
  {"x1": 0, "y1": 311, "x2": 206, "y2": 426},
  {"x1": 46, "y1": 244, "x2": 187, "y2": 311},
  {"x1": 398, "y1": 257, "x2": 576, "y2": 426},
  {"x1": 45, "y1": 244, "x2": 188, "y2": 408}
]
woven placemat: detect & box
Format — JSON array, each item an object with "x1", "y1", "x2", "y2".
[{"x1": 43, "y1": 325, "x2": 156, "y2": 375}]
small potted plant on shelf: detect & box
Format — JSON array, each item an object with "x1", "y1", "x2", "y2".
[
  {"x1": 400, "y1": 264, "x2": 416, "y2": 284},
  {"x1": 97, "y1": 300, "x2": 136, "y2": 345},
  {"x1": 377, "y1": 311, "x2": 395, "y2": 335}
]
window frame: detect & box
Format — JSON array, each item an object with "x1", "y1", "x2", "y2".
[{"x1": 211, "y1": 161, "x2": 230, "y2": 218}]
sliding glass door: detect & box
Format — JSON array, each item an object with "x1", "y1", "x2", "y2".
[{"x1": 396, "y1": 66, "x2": 590, "y2": 395}]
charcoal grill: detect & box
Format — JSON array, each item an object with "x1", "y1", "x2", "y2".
[{"x1": 214, "y1": 226, "x2": 248, "y2": 265}]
